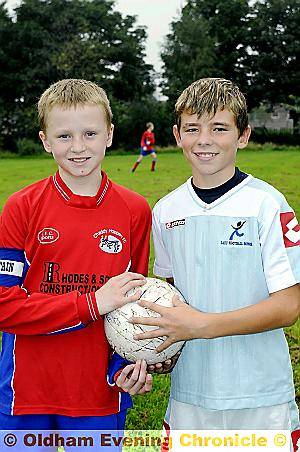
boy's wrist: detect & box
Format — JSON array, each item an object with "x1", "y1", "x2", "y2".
[
  {"x1": 77, "y1": 292, "x2": 101, "y2": 323},
  {"x1": 192, "y1": 311, "x2": 220, "y2": 340}
]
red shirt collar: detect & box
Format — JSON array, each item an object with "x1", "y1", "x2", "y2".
[{"x1": 51, "y1": 171, "x2": 111, "y2": 208}]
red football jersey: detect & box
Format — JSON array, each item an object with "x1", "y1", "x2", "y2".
[
  {"x1": 140, "y1": 130, "x2": 155, "y2": 150},
  {"x1": 0, "y1": 171, "x2": 151, "y2": 416}
]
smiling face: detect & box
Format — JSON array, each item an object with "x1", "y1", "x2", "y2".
[
  {"x1": 173, "y1": 108, "x2": 251, "y2": 188},
  {"x1": 39, "y1": 104, "x2": 113, "y2": 193}
]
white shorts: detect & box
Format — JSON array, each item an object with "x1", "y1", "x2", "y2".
[{"x1": 165, "y1": 398, "x2": 300, "y2": 430}]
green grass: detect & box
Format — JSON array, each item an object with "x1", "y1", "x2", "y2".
[{"x1": 0, "y1": 147, "x2": 299, "y2": 430}]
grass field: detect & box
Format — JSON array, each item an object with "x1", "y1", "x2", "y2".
[{"x1": 0, "y1": 147, "x2": 299, "y2": 430}]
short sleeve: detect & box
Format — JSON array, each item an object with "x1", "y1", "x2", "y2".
[
  {"x1": 259, "y1": 193, "x2": 300, "y2": 293},
  {"x1": 152, "y1": 204, "x2": 173, "y2": 278}
]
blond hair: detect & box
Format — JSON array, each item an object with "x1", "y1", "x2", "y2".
[
  {"x1": 175, "y1": 78, "x2": 248, "y2": 136},
  {"x1": 38, "y1": 79, "x2": 112, "y2": 132}
]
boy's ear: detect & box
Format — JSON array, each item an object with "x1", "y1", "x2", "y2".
[
  {"x1": 106, "y1": 124, "x2": 114, "y2": 148},
  {"x1": 39, "y1": 131, "x2": 52, "y2": 154},
  {"x1": 237, "y1": 125, "x2": 251, "y2": 149},
  {"x1": 173, "y1": 125, "x2": 181, "y2": 147}
]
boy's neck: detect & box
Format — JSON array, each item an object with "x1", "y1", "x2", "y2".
[
  {"x1": 58, "y1": 168, "x2": 102, "y2": 197},
  {"x1": 192, "y1": 166, "x2": 236, "y2": 189}
]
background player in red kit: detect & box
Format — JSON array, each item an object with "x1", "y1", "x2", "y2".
[
  {"x1": 0, "y1": 79, "x2": 153, "y2": 437},
  {"x1": 131, "y1": 122, "x2": 157, "y2": 172}
]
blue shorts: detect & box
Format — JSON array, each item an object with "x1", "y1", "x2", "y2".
[
  {"x1": 0, "y1": 411, "x2": 127, "y2": 451},
  {"x1": 140, "y1": 147, "x2": 155, "y2": 157}
]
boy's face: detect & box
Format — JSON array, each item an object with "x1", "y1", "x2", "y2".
[
  {"x1": 39, "y1": 104, "x2": 113, "y2": 183},
  {"x1": 173, "y1": 108, "x2": 251, "y2": 188}
]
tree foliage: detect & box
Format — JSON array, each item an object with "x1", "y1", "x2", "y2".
[
  {"x1": 1, "y1": 0, "x2": 300, "y2": 152},
  {"x1": 243, "y1": 0, "x2": 300, "y2": 109},
  {"x1": 161, "y1": 0, "x2": 249, "y2": 103},
  {"x1": 161, "y1": 0, "x2": 300, "y2": 110},
  {"x1": 0, "y1": 0, "x2": 155, "y2": 150}
]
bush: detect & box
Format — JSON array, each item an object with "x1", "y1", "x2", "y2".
[
  {"x1": 251, "y1": 128, "x2": 300, "y2": 146},
  {"x1": 17, "y1": 138, "x2": 43, "y2": 156}
]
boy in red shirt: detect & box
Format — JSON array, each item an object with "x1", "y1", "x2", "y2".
[
  {"x1": 0, "y1": 79, "x2": 152, "y2": 436},
  {"x1": 131, "y1": 122, "x2": 157, "y2": 172}
]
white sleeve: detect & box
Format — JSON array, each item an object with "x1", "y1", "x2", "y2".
[
  {"x1": 152, "y1": 206, "x2": 173, "y2": 278},
  {"x1": 259, "y1": 194, "x2": 300, "y2": 293}
]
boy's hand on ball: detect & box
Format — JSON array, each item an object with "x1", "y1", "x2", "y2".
[
  {"x1": 115, "y1": 359, "x2": 153, "y2": 395},
  {"x1": 95, "y1": 272, "x2": 146, "y2": 315},
  {"x1": 104, "y1": 278, "x2": 188, "y2": 364},
  {"x1": 131, "y1": 294, "x2": 200, "y2": 352},
  {"x1": 147, "y1": 351, "x2": 182, "y2": 374}
]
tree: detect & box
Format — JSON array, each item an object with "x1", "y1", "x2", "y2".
[
  {"x1": 0, "y1": 0, "x2": 155, "y2": 149},
  {"x1": 161, "y1": 0, "x2": 300, "y2": 111},
  {"x1": 161, "y1": 0, "x2": 250, "y2": 103},
  {"x1": 243, "y1": 0, "x2": 300, "y2": 109},
  {"x1": 161, "y1": 2, "x2": 215, "y2": 103},
  {"x1": 0, "y1": 2, "x2": 18, "y2": 148}
]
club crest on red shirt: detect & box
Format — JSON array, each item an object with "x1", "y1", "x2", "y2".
[{"x1": 93, "y1": 228, "x2": 126, "y2": 254}]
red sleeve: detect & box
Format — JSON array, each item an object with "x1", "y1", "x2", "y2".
[
  {"x1": 0, "y1": 196, "x2": 100, "y2": 335},
  {"x1": 150, "y1": 132, "x2": 155, "y2": 145},
  {"x1": 130, "y1": 198, "x2": 152, "y2": 275},
  {"x1": 0, "y1": 287, "x2": 99, "y2": 335},
  {"x1": 140, "y1": 131, "x2": 147, "y2": 147}
]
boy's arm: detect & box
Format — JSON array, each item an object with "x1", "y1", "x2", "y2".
[
  {"x1": 141, "y1": 131, "x2": 147, "y2": 148},
  {"x1": 149, "y1": 133, "x2": 155, "y2": 145},
  {"x1": 131, "y1": 284, "x2": 300, "y2": 351},
  {"x1": 0, "y1": 269, "x2": 146, "y2": 335},
  {"x1": 0, "y1": 195, "x2": 145, "y2": 335},
  {"x1": 0, "y1": 209, "x2": 98, "y2": 335},
  {"x1": 132, "y1": 195, "x2": 300, "y2": 350}
]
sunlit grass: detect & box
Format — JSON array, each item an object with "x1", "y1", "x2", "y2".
[{"x1": 0, "y1": 146, "x2": 299, "y2": 429}]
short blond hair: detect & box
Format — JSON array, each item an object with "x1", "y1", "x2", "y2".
[
  {"x1": 38, "y1": 79, "x2": 112, "y2": 132},
  {"x1": 175, "y1": 78, "x2": 248, "y2": 136}
]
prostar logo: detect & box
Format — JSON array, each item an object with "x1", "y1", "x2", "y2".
[
  {"x1": 280, "y1": 212, "x2": 300, "y2": 247},
  {"x1": 38, "y1": 228, "x2": 60, "y2": 245}
]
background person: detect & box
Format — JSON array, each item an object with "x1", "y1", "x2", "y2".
[{"x1": 131, "y1": 122, "x2": 157, "y2": 172}]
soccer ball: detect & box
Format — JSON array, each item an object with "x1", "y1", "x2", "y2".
[{"x1": 104, "y1": 277, "x2": 186, "y2": 365}]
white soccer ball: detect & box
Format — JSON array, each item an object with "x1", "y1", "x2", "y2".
[{"x1": 104, "y1": 277, "x2": 186, "y2": 364}]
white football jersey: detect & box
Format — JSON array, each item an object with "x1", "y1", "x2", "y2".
[{"x1": 153, "y1": 175, "x2": 300, "y2": 410}]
